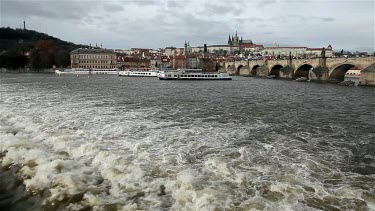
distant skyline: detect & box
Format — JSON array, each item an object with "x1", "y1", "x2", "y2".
[{"x1": 1, "y1": 0, "x2": 374, "y2": 52}]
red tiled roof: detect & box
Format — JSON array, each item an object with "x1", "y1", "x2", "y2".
[
  {"x1": 265, "y1": 46, "x2": 307, "y2": 49},
  {"x1": 241, "y1": 44, "x2": 264, "y2": 48},
  {"x1": 307, "y1": 48, "x2": 333, "y2": 51},
  {"x1": 175, "y1": 54, "x2": 186, "y2": 60}
]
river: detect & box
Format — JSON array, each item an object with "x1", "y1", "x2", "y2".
[{"x1": 0, "y1": 73, "x2": 374, "y2": 210}]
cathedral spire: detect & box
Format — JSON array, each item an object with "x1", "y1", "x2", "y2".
[{"x1": 228, "y1": 34, "x2": 232, "y2": 45}]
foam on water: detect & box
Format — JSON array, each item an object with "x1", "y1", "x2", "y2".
[{"x1": 0, "y1": 75, "x2": 374, "y2": 210}]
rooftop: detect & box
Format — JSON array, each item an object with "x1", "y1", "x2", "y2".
[{"x1": 71, "y1": 48, "x2": 115, "y2": 54}]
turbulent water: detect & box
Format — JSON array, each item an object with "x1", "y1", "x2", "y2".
[{"x1": 0, "y1": 73, "x2": 374, "y2": 211}]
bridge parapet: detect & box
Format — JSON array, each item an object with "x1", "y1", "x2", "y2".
[{"x1": 326, "y1": 57, "x2": 375, "y2": 70}]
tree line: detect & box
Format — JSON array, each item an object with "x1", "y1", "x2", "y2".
[{"x1": 0, "y1": 27, "x2": 86, "y2": 70}]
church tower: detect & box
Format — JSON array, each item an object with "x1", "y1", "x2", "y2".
[
  {"x1": 184, "y1": 41, "x2": 188, "y2": 55},
  {"x1": 228, "y1": 35, "x2": 232, "y2": 46}
]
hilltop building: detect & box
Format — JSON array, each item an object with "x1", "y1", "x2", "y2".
[
  {"x1": 227, "y1": 31, "x2": 253, "y2": 46},
  {"x1": 261, "y1": 45, "x2": 333, "y2": 58},
  {"x1": 186, "y1": 31, "x2": 264, "y2": 55},
  {"x1": 70, "y1": 48, "x2": 117, "y2": 69}
]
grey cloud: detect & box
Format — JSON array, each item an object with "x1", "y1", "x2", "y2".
[
  {"x1": 1, "y1": 0, "x2": 98, "y2": 20},
  {"x1": 166, "y1": 0, "x2": 184, "y2": 8},
  {"x1": 204, "y1": 3, "x2": 242, "y2": 16},
  {"x1": 318, "y1": 17, "x2": 335, "y2": 22},
  {"x1": 103, "y1": 3, "x2": 124, "y2": 12},
  {"x1": 2, "y1": 1, "x2": 58, "y2": 19},
  {"x1": 125, "y1": 0, "x2": 156, "y2": 6},
  {"x1": 256, "y1": 0, "x2": 279, "y2": 8},
  {"x1": 256, "y1": 24, "x2": 270, "y2": 28},
  {"x1": 0, "y1": 0, "x2": 372, "y2": 51}
]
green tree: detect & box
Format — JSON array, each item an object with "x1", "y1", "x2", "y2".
[
  {"x1": 30, "y1": 49, "x2": 41, "y2": 69},
  {"x1": 0, "y1": 50, "x2": 27, "y2": 69},
  {"x1": 54, "y1": 50, "x2": 70, "y2": 67}
]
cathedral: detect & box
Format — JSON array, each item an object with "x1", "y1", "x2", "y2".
[{"x1": 228, "y1": 31, "x2": 253, "y2": 46}]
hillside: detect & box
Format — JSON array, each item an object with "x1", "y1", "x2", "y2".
[
  {"x1": 0, "y1": 27, "x2": 88, "y2": 69},
  {"x1": 0, "y1": 27, "x2": 86, "y2": 53}
]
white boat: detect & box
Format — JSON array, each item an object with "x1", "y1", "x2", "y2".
[
  {"x1": 55, "y1": 68, "x2": 119, "y2": 75},
  {"x1": 158, "y1": 69, "x2": 232, "y2": 80},
  {"x1": 118, "y1": 68, "x2": 175, "y2": 77},
  {"x1": 118, "y1": 68, "x2": 159, "y2": 77}
]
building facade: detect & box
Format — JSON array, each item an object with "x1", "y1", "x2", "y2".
[
  {"x1": 261, "y1": 45, "x2": 333, "y2": 58},
  {"x1": 70, "y1": 48, "x2": 116, "y2": 69}
]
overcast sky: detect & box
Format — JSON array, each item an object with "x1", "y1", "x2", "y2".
[{"x1": 1, "y1": 0, "x2": 374, "y2": 52}]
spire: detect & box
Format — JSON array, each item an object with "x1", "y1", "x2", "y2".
[{"x1": 228, "y1": 34, "x2": 232, "y2": 45}]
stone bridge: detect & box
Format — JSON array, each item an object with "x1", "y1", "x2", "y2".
[{"x1": 221, "y1": 57, "x2": 375, "y2": 85}]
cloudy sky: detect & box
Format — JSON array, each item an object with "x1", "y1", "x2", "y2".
[{"x1": 1, "y1": 0, "x2": 374, "y2": 52}]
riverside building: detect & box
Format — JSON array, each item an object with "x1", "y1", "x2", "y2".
[{"x1": 70, "y1": 48, "x2": 117, "y2": 69}]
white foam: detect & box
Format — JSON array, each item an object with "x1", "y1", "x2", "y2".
[{"x1": 1, "y1": 77, "x2": 373, "y2": 210}]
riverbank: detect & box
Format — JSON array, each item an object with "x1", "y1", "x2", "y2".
[{"x1": 0, "y1": 68, "x2": 55, "y2": 73}]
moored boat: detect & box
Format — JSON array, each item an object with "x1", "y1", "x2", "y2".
[
  {"x1": 118, "y1": 68, "x2": 159, "y2": 77},
  {"x1": 158, "y1": 69, "x2": 232, "y2": 80},
  {"x1": 55, "y1": 68, "x2": 119, "y2": 75}
]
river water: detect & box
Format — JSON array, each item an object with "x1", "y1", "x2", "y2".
[{"x1": 0, "y1": 74, "x2": 374, "y2": 211}]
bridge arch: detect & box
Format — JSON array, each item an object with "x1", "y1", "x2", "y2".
[
  {"x1": 329, "y1": 63, "x2": 362, "y2": 82},
  {"x1": 236, "y1": 65, "x2": 244, "y2": 75},
  {"x1": 294, "y1": 64, "x2": 313, "y2": 79},
  {"x1": 251, "y1": 65, "x2": 260, "y2": 76},
  {"x1": 216, "y1": 63, "x2": 223, "y2": 72},
  {"x1": 269, "y1": 64, "x2": 283, "y2": 78}
]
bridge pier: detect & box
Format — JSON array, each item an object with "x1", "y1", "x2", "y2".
[{"x1": 359, "y1": 64, "x2": 375, "y2": 86}]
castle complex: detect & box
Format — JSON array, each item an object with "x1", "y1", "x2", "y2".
[
  {"x1": 184, "y1": 31, "x2": 264, "y2": 55},
  {"x1": 227, "y1": 31, "x2": 253, "y2": 46},
  {"x1": 179, "y1": 31, "x2": 333, "y2": 59}
]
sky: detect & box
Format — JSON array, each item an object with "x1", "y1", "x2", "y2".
[{"x1": 1, "y1": 0, "x2": 374, "y2": 52}]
